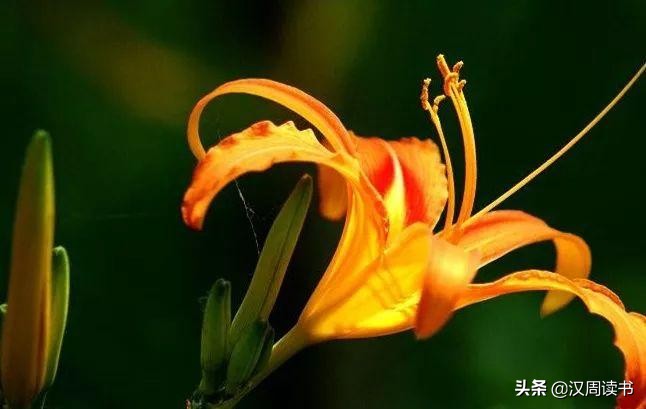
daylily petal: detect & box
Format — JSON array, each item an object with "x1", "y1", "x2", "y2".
[
  {"x1": 182, "y1": 118, "x2": 397, "y2": 331},
  {"x1": 181, "y1": 118, "x2": 389, "y2": 297},
  {"x1": 454, "y1": 210, "x2": 591, "y2": 315},
  {"x1": 355, "y1": 136, "x2": 448, "y2": 232},
  {"x1": 183, "y1": 80, "x2": 395, "y2": 332},
  {"x1": 307, "y1": 134, "x2": 448, "y2": 328},
  {"x1": 316, "y1": 135, "x2": 448, "y2": 232},
  {"x1": 389, "y1": 138, "x2": 448, "y2": 228},
  {"x1": 302, "y1": 224, "x2": 433, "y2": 340},
  {"x1": 354, "y1": 137, "x2": 407, "y2": 237},
  {"x1": 415, "y1": 237, "x2": 479, "y2": 339},
  {"x1": 457, "y1": 271, "x2": 645, "y2": 409},
  {"x1": 182, "y1": 120, "x2": 358, "y2": 230},
  {"x1": 188, "y1": 78, "x2": 357, "y2": 159},
  {"x1": 317, "y1": 164, "x2": 347, "y2": 220}
]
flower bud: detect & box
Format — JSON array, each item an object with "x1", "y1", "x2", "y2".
[
  {"x1": 224, "y1": 321, "x2": 274, "y2": 395},
  {"x1": 42, "y1": 246, "x2": 70, "y2": 391},
  {"x1": 198, "y1": 279, "x2": 231, "y2": 396},
  {"x1": 229, "y1": 175, "x2": 311, "y2": 345},
  {"x1": 1, "y1": 131, "x2": 55, "y2": 409}
]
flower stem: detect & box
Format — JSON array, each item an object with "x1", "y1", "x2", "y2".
[{"x1": 255, "y1": 325, "x2": 309, "y2": 383}]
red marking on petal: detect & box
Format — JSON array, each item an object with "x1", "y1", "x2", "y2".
[
  {"x1": 250, "y1": 120, "x2": 271, "y2": 136},
  {"x1": 355, "y1": 137, "x2": 394, "y2": 197}
]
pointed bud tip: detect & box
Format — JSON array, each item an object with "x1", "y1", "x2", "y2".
[
  {"x1": 33, "y1": 129, "x2": 51, "y2": 141},
  {"x1": 53, "y1": 246, "x2": 69, "y2": 267},
  {"x1": 29, "y1": 130, "x2": 52, "y2": 155},
  {"x1": 298, "y1": 173, "x2": 313, "y2": 184},
  {"x1": 213, "y1": 278, "x2": 231, "y2": 294},
  {"x1": 295, "y1": 174, "x2": 313, "y2": 197}
]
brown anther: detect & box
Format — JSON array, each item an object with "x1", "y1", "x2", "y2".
[
  {"x1": 453, "y1": 61, "x2": 464, "y2": 73},
  {"x1": 436, "y1": 54, "x2": 451, "y2": 78},
  {"x1": 433, "y1": 95, "x2": 446, "y2": 109},
  {"x1": 432, "y1": 95, "x2": 445, "y2": 113},
  {"x1": 458, "y1": 79, "x2": 467, "y2": 91},
  {"x1": 420, "y1": 78, "x2": 432, "y2": 111}
]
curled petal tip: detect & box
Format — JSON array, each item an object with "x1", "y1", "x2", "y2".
[
  {"x1": 181, "y1": 200, "x2": 205, "y2": 230},
  {"x1": 414, "y1": 322, "x2": 442, "y2": 340},
  {"x1": 539, "y1": 296, "x2": 564, "y2": 318},
  {"x1": 181, "y1": 119, "x2": 356, "y2": 234},
  {"x1": 415, "y1": 238, "x2": 479, "y2": 340}
]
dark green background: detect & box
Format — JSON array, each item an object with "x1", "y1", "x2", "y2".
[{"x1": 1, "y1": 1, "x2": 644, "y2": 408}]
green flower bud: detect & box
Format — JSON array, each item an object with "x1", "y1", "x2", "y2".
[
  {"x1": 225, "y1": 322, "x2": 273, "y2": 395},
  {"x1": 229, "y1": 175, "x2": 312, "y2": 346},
  {"x1": 198, "y1": 279, "x2": 231, "y2": 396},
  {"x1": 251, "y1": 324, "x2": 274, "y2": 377},
  {"x1": 42, "y1": 246, "x2": 70, "y2": 391}
]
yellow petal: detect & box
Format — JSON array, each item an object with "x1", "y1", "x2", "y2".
[
  {"x1": 317, "y1": 164, "x2": 347, "y2": 220},
  {"x1": 181, "y1": 119, "x2": 390, "y2": 330},
  {"x1": 182, "y1": 120, "x2": 359, "y2": 230},
  {"x1": 188, "y1": 78, "x2": 357, "y2": 159},
  {"x1": 183, "y1": 81, "x2": 391, "y2": 332},
  {"x1": 415, "y1": 237, "x2": 479, "y2": 339},
  {"x1": 454, "y1": 210, "x2": 591, "y2": 315},
  {"x1": 457, "y1": 271, "x2": 645, "y2": 409},
  {"x1": 301, "y1": 180, "x2": 387, "y2": 318},
  {"x1": 301, "y1": 224, "x2": 432, "y2": 340}
]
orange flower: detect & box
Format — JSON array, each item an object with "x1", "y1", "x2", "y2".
[{"x1": 182, "y1": 56, "x2": 645, "y2": 408}]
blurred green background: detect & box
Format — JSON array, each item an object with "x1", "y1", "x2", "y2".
[{"x1": 1, "y1": 1, "x2": 644, "y2": 408}]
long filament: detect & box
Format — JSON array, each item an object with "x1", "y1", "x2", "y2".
[
  {"x1": 437, "y1": 55, "x2": 478, "y2": 225},
  {"x1": 422, "y1": 79, "x2": 456, "y2": 231},
  {"x1": 471, "y1": 62, "x2": 645, "y2": 221}
]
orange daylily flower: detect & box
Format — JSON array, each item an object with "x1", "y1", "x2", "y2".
[{"x1": 182, "y1": 56, "x2": 645, "y2": 408}]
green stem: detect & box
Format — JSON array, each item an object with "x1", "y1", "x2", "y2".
[
  {"x1": 214, "y1": 325, "x2": 310, "y2": 408},
  {"x1": 255, "y1": 325, "x2": 309, "y2": 383}
]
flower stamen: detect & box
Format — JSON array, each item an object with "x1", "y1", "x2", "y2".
[
  {"x1": 421, "y1": 79, "x2": 456, "y2": 231},
  {"x1": 433, "y1": 95, "x2": 446, "y2": 109},
  {"x1": 468, "y1": 62, "x2": 646, "y2": 224},
  {"x1": 437, "y1": 55, "x2": 478, "y2": 226}
]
